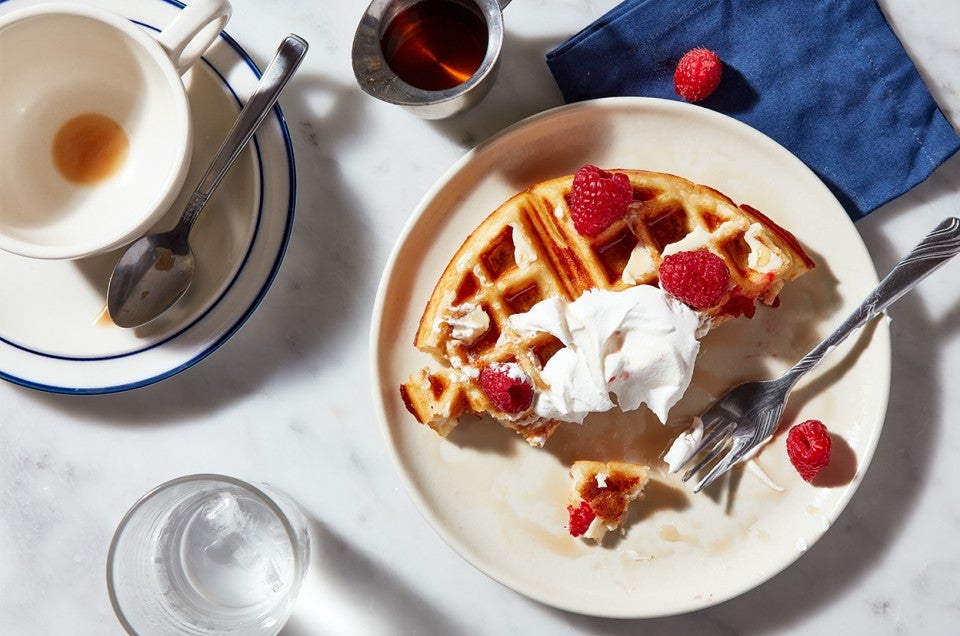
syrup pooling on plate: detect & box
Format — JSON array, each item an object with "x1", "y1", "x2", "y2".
[{"x1": 380, "y1": 0, "x2": 488, "y2": 90}]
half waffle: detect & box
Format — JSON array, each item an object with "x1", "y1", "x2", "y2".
[{"x1": 400, "y1": 169, "x2": 815, "y2": 445}]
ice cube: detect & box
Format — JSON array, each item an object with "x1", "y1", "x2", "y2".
[{"x1": 200, "y1": 491, "x2": 250, "y2": 535}]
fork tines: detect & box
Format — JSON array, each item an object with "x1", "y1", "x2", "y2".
[{"x1": 671, "y1": 411, "x2": 752, "y2": 493}]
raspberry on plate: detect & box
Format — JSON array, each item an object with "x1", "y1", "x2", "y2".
[
  {"x1": 674, "y1": 48, "x2": 723, "y2": 102},
  {"x1": 479, "y1": 362, "x2": 534, "y2": 414},
  {"x1": 569, "y1": 164, "x2": 633, "y2": 237},
  {"x1": 658, "y1": 249, "x2": 731, "y2": 309},
  {"x1": 786, "y1": 419, "x2": 832, "y2": 482}
]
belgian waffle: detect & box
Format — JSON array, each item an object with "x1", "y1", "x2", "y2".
[
  {"x1": 400, "y1": 169, "x2": 815, "y2": 445},
  {"x1": 569, "y1": 460, "x2": 650, "y2": 541}
]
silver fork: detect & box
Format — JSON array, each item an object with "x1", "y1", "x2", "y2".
[{"x1": 672, "y1": 217, "x2": 960, "y2": 492}]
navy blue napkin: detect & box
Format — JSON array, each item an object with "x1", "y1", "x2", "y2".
[{"x1": 546, "y1": 0, "x2": 960, "y2": 220}]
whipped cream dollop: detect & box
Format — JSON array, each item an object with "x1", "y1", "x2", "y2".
[
  {"x1": 663, "y1": 416, "x2": 704, "y2": 472},
  {"x1": 508, "y1": 285, "x2": 701, "y2": 424},
  {"x1": 744, "y1": 222, "x2": 783, "y2": 273},
  {"x1": 584, "y1": 516, "x2": 614, "y2": 541},
  {"x1": 621, "y1": 245, "x2": 656, "y2": 285},
  {"x1": 660, "y1": 225, "x2": 715, "y2": 258},
  {"x1": 445, "y1": 303, "x2": 490, "y2": 345},
  {"x1": 510, "y1": 223, "x2": 538, "y2": 268}
]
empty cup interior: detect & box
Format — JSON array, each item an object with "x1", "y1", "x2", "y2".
[{"x1": 0, "y1": 11, "x2": 192, "y2": 258}]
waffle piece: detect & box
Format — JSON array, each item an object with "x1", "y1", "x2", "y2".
[
  {"x1": 567, "y1": 460, "x2": 650, "y2": 541},
  {"x1": 400, "y1": 168, "x2": 815, "y2": 445}
]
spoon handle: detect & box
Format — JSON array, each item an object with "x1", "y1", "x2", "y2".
[{"x1": 179, "y1": 34, "x2": 309, "y2": 230}]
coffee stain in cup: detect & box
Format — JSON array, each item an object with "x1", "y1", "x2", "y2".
[{"x1": 52, "y1": 113, "x2": 129, "y2": 185}]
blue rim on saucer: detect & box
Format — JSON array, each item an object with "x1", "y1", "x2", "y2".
[{"x1": 0, "y1": 0, "x2": 296, "y2": 394}]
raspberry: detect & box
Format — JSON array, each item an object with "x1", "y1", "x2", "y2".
[
  {"x1": 786, "y1": 419, "x2": 832, "y2": 482},
  {"x1": 567, "y1": 501, "x2": 596, "y2": 537},
  {"x1": 658, "y1": 250, "x2": 730, "y2": 309},
  {"x1": 674, "y1": 48, "x2": 723, "y2": 102},
  {"x1": 719, "y1": 291, "x2": 757, "y2": 319},
  {"x1": 479, "y1": 362, "x2": 533, "y2": 414},
  {"x1": 569, "y1": 165, "x2": 632, "y2": 237}
]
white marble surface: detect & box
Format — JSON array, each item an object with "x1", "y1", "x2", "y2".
[{"x1": 2, "y1": 0, "x2": 960, "y2": 633}]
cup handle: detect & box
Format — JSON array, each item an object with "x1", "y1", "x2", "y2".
[{"x1": 156, "y1": 0, "x2": 232, "y2": 75}]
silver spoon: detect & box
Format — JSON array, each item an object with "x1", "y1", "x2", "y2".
[{"x1": 107, "y1": 34, "x2": 308, "y2": 328}]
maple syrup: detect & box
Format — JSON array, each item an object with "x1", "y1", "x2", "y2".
[
  {"x1": 380, "y1": 0, "x2": 488, "y2": 91},
  {"x1": 52, "y1": 113, "x2": 128, "y2": 185}
]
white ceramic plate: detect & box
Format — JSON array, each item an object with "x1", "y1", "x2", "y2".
[
  {"x1": 0, "y1": 0, "x2": 295, "y2": 393},
  {"x1": 371, "y1": 97, "x2": 891, "y2": 617}
]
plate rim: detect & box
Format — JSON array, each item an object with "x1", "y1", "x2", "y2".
[
  {"x1": 0, "y1": 0, "x2": 296, "y2": 394},
  {"x1": 369, "y1": 95, "x2": 892, "y2": 617}
]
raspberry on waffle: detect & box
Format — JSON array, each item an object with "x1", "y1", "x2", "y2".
[
  {"x1": 568, "y1": 460, "x2": 649, "y2": 541},
  {"x1": 399, "y1": 168, "x2": 815, "y2": 445}
]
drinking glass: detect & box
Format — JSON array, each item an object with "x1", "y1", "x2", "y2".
[{"x1": 107, "y1": 474, "x2": 310, "y2": 635}]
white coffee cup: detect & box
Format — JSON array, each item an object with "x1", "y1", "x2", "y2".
[{"x1": 0, "y1": 0, "x2": 232, "y2": 260}]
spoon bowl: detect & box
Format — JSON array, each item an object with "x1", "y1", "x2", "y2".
[
  {"x1": 106, "y1": 229, "x2": 194, "y2": 328},
  {"x1": 107, "y1": 34, "x2": 308, "y2": 328}
]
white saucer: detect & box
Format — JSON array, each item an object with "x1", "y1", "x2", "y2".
[
  {"x1": 371, "y1": 97, "x2": 891, "y2": 617},
  {"x1": 0, "y1": 0, "x2": 295, "y2": 393}
]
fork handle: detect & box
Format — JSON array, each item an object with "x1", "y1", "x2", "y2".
[{"x1": 783, "y1": 217, "x2": 960, "y2": 384}]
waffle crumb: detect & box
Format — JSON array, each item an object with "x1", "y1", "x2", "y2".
[{"x1": 569, "y1": 460, "x2": 649, "y2": 541}]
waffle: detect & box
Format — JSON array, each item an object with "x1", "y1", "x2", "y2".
[
  {"x1": 400, "y1": 169, "x2": 815, "y2": 445},
  {"x1": 569, "y1": 460, "x2": 650, "y2": 541}
]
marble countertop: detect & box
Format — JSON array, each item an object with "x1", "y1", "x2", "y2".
[{"x1": 3, "y1": 0, "x2": 960, "y2": 633}]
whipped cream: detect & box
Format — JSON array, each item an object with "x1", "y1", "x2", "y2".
[
  {"x1": 445, "y1": 303, "x2": 490, "y2": 345},
  {"x1": 508, "y1": 286, "x2": 701, "y2": 424},
  {"x1": 510, "y1": 223, "x2": 538, "y2": 268},
  {"x1": 744, "y1": 222, "x2": 783, "y2": 273},
  {"x1": 665, "y1": 418, "x2": 783, "y2": 491},
  {"x1": 746, "y1": 459, "x2": 784, "y2": 491},
  {"x1": 660, "y1": 225, "x2": 716, "y2": 258},
  {"x1": 584, "y1": 516, "x2": 614, "y2": 541},
  {"x1": 655, "y1": 221, "x2": 782, "y2": 274},
  {"x1": 621, "y1": 245, "x2": 656, "y2": 285},
  {"x1": 664, "y1": 417, "x2": 704, "y2": 472}
]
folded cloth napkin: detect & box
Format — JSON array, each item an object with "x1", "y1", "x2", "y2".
[{"x1": 546, "y1": 0, "x2": 960, "y2": 220}]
